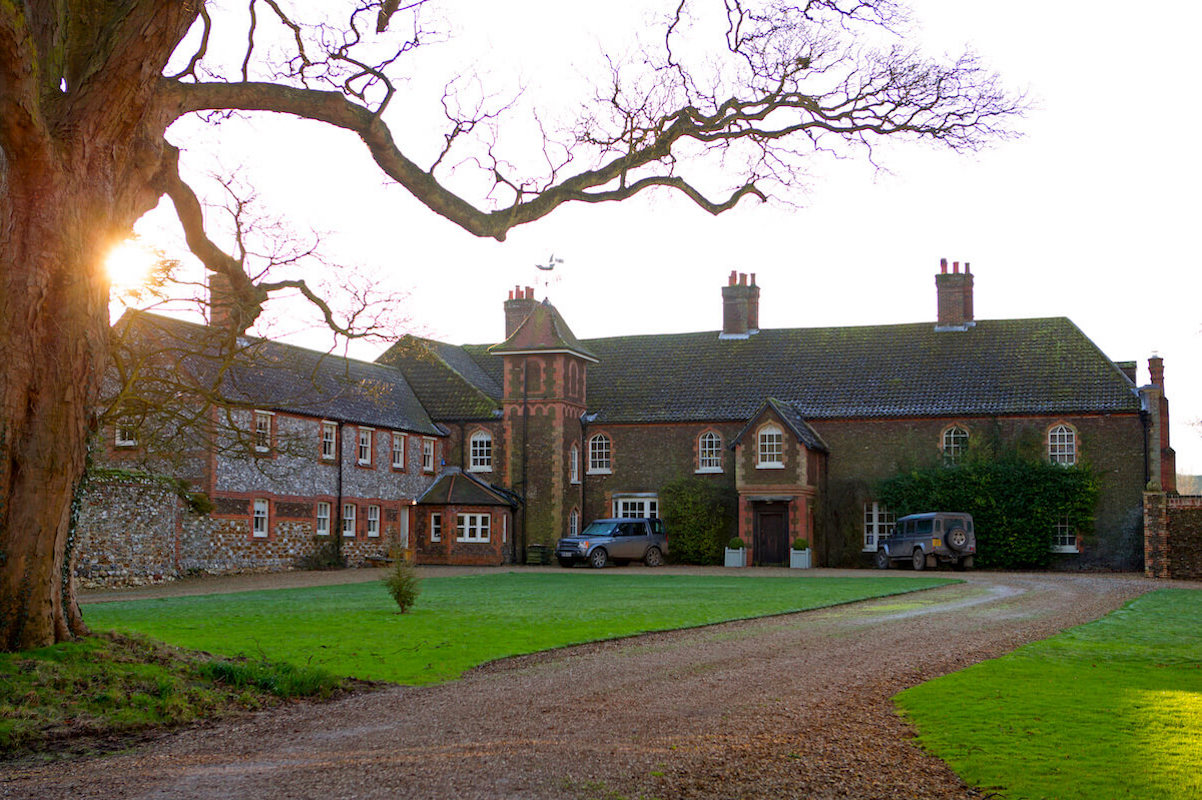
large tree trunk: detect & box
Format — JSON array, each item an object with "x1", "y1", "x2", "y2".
[{"x1": 0, "y1": 171, "x2": 114, "y2": 650}]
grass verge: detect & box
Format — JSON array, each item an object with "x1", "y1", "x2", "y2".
[
  {"x1": 85, "y1": 573, "x2": 956, "y2": 685},
  {"x1": 0, "y1": 631, "x2": 348, "y2": 761},
  {"x1": 895, "y1": 588, "x2": 1202, "y2": 800}
]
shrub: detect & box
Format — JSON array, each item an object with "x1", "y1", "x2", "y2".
[
  {"x1": 382, "y1": 555, "x2": 421, "y2": 613},
  {"x1": 660, "y1": 477, "x2": 737, "y2": 564},
  {"x1": 296, "y1": 535, "x2": 345, "y2": 570},
  {"x1": 792, "y1": 538, "x2": 809, "y2": 551},
  {"x1": 727, "y1": 537, "x2": 745, "y2": 549},
  {"x1": 877, "y1": 457, "x2": 1099, "y2": 569}
]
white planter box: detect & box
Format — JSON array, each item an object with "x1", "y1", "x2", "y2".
[
  {"x1": 790, "y1": 549, "x2": 812, "y2": 569},
  {"x1": 724, "y1": 548, "x2": 746, "y2": 567}
]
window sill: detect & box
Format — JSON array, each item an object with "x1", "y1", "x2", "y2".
[
  {"x1": 252, "y1": 533, "x2": 268, "y2": 539},
  {"x1": 456, "y1": 539, "x2": 491, "y2": 544},
  {"x1": 756, "y1": 463, "x2": 785, "y2": 470},
  {"x1": 468, "y1": 466, "x2": 493, "y2": 473},
  {"x1": 587, "y1": 468, "x2": 612, "y2": 475},
  {"x1": 695, "y1": 467, "x2": 723, "y2": 474},
  {"x1": 1050, "y1": 545, "x2": 1080, "y2": 554}
]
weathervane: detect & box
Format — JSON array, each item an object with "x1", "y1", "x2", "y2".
[{"x1": 533, "y1": 252, "x2": 564, "y2": 293}]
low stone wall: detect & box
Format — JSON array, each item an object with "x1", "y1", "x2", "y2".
[
  {"x1": 74, "y1": 479, "x2": 188, "y2": 587},
  {"x1": 1144, "y1": 492, "x2": 1202, "y2": 579}
]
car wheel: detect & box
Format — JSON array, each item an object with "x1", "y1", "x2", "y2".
[
  {"x1": 874, "y1": 548, "x2": 891, "y2": 570},
  {"x1": 947, "y1": 528, "x2": 968, "y2": 550},
  {"x1": 644, "y1": 546, "x2": 664, "y2": 567},
  {"x1": 589, "y1": 548, "x2": 608, "y2": 569},
  {"x1": 912, "y1": 548, "x2": 926, "y2": 571},
  {"x1": 557, "y1": 557, "x2": 575, "y2": 568}
]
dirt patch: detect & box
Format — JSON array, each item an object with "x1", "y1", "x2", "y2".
[{"x1": 12, "y1": 571, "x2": 1167, "y2": 799}]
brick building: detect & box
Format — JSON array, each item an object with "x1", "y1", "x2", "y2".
[
  {"x1": 381, "y1": 261, "x2": 1173, "y2": 570},
  {"x1": 84, "y1": 261, "x2": 1174, "y2": 579}
]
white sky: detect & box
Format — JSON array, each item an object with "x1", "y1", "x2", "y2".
[{"x1": 125, "y1": 0, "x2": 1202, "y2": 473}]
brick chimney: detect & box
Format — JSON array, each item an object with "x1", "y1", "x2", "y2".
[
  {"x1": 720, "y1": 271, "x2": 760, "y2": 338},
  {"x1": 1142, "y1": 355, "x2": 1176, "y2": 492},
  {"x1": 935, "y1": 258, "x2": 975, "y2": 330},
  {"x1": 504, "y1": 285, "x2": 538, "y2": 338},
  {"x1": 1116, "y1": 361, "x2": 1138, "y2": 384}
]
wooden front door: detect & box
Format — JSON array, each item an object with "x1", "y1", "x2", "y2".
[{"x1": 754, "y1": 506, "x2": 788, "y2": 566}]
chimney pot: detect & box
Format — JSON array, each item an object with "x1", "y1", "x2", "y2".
[
  {"x1": 953, "y1": 261, "x2": 960, "y2": 274},
  {"x1": 738, "y1": 273, "x2": 747, "y2": 286},
  {"x1": 940, "y1": 257, "x2": 948, "y2": 274},
  {"x1": 728, "y1": 270, "x2": 737, "y2": 286}
]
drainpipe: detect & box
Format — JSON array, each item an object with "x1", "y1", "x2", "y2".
[
  {"x1": 519, "y1": 358, "x2": 529, "y2": 563},
  {"x1": 579, "y1": 414, "x2": 588, "y2": 525},
  {"x1": 335, "y1": 422, "x2": 346, "y2": 540}
]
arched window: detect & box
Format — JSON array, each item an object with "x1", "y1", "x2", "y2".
[
  {"x1": 698, "y1": 431, "x2": 723, "y2": 472},
  {"x1": 588, "y1": 433, "x2": 612, "y2": 473},
  {"x1": 1048, "y1": 424, "x2": 1076, "y2": 465},
  {"x1": 569, "y1": 443, "x2": 580, "y2": 484},
  {"x1": 943, "y1": 425, "x2": 969, "y2": 465},
  {"x1": 757, "y1": 425, "x2": 783, "y2": 467},
  {"x1": 569, "y1": 508, "x2": 580, "y2": 537},
  {"x1": 469, "y1": 430, "x2": 492, "y2": 472}
]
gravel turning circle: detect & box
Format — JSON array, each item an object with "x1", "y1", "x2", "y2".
[{"x1": 6, "y1": 571, "x2": 1167, "y2": 799}]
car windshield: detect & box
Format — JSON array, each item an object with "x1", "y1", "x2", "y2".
[{"x1": 579, "y1": 522, "x2": 619, "y2": 537}]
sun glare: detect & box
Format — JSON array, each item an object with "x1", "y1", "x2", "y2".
[{"x1": 105, "y1": 240, "x2": 157, "y2": 292}]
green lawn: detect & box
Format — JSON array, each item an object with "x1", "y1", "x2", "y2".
[
  {"x1": 84, "y1": 572, "x2": 954, "y2": 685},
  {"x1": 895, "y1": 588, "x2": 1202, "y2": 800}
]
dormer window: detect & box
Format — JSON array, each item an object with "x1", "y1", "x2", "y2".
[{"x1": 757, "y1": 425, "x2": 783, "y2": 468}]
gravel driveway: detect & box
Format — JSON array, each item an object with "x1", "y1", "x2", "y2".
[{"x1": 4, "y1": 570, "x2": 1168, "y2": 799}]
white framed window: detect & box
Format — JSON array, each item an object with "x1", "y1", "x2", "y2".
[
  {"x1": 252, "y1": 498, "x2": 269, "y2": 538},
  {"x1": 757, "y1": 424, "x2": 783, "y2": 468},
  {"x1": 1049, "y1": 424, "x2": 1077, "y2": 466},
  {"x1": 469, "y1": 430, "x2": 493, "y2": 472},
  {"x1": 430, "y1": 512, "x2": 442, "y2": 543},
  {"x1": 569, "y1": 443, "x2": 580, "y2": 484},
  {"x1": 588, "y1": 433, "x2": 612, "y2": 474},
  {"x1": 115, "y1": 423, "x2": 138, "y2": 447},
  {"x1": 367, "y1": 505, "x2": 380, "y2": 538},
  {"x1": 613, "y1": 495, "x2": 658, "y2": 519},
  {"x1": 456, "y1": 513, "x2": 491, "y2": 542},
  {"x1": 357, "y1": 427, "x2": 374, "y2": 466},
  {"x1": 342, "y1": 503, "x2": 356, "y2": 537},
  {"x1": 254, "y1": 410, "x2": 272, "y2": 452},
  {"x1": 943, "y1": 425, "x2": 969, "y2": 465},
  {"x1": 422, "y1": 438, "x2": 436, "y2": 472},
  {"x1": 316, "y1": 502, "x2": 331, "y2": 536},
  {"x1": 399, "y1": 507, "x2": 410, "y2": 548},
  {"x1": 863, "y1": 502, "x2": 896, "y2": 552},
  {"x1": 392, "y1": 432, "x2": 406, "y2": 469},
  {"x1": 698, "y1": 431, "x2": 723, "y2": 472},
  {"x1": 1052, "y1": 515, "x2": 1079, "y2": 553},
  {"x1": 569, "y1": 508, "x2": 579, "y2": 537},
  {"x1": 321, "y1": 421, "x2": 337, "y2": 460}
]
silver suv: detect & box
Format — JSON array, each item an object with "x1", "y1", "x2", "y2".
[
  {"x1": 874, "y1": 512, "x2": 976, "y2": 570},
  {"x1": 555, "y1": 518, "x2": 668, "y2": 569}
]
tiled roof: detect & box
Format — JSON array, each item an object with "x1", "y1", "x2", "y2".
[
  {"x1": 575, "y1": 318, "x2": 1141, "y2": 423},
  {"x1": 488, "y1": 300, "x2": 597, "y2": 361},
  {"x1": 416, "y1": 467, "x2": 520, "y2": 506},
  {"x1": 115, "y1": 311, "x2": 441, "y2": 435},
  {"x1": 377, "y1": 335, "x2": 501, "y2": 420},
  {"x1": 380, "y1": 316, "x2": 1141, "y2": 425}
]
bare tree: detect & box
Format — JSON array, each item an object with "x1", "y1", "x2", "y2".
[{"x1": 0, "y1": 0, "x2": 1022, "y2": 650}]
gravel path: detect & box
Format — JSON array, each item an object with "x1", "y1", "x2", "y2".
[{"x1": 6, "y1": 571, "x2": 1170, "y2": 799}]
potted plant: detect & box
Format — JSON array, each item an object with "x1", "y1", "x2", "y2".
[
  {"x1": 725, "y1": 537, "x2": 746, "y2": 568},
  {"x1": 790, "y1": 538, "x2": 811, "y2": 569}
]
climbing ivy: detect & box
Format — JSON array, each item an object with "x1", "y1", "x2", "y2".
[
  {"x1": 877, "y1": 458, "x2": 1099, "y2": 569},
  {"x1": 659, "y1": 477, "x2": 737, "y2": 565}
]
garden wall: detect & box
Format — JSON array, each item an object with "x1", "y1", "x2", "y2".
[{"x1": 1144, "y1": 492, "x2": 1202, "y2": 579}]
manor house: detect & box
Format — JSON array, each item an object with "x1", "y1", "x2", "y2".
[{"x1": 82, "y1": 261, "x2": 1174, "y2": 581}]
